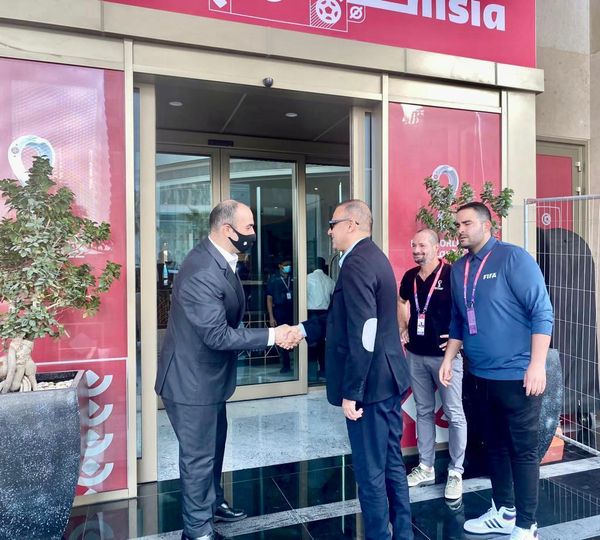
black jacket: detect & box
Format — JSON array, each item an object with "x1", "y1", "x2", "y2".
[
  {"x1": 303, "y1": 238, "x2": 410, "y2": 406},
  {"x1": 155, "y1": 238, "x2": 269, "y2": 405}
]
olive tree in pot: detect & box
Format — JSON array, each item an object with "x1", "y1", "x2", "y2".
[
  {"x1": 0, "y1": 156, "x2": 121, "y2": 540},
  {"x1": 416, "y1": 176, "x2": 513, "y2": 262}
]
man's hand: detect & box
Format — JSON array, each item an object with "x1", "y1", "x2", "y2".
[
  {"x1": 524, "y1": 363, "x2": 546, "y2": 396},
  {"x1": 439, "y1": 334, "x2": 449, "y2": 351},
  {"x1": 438, "y1": 338, "x2": 462, "y2": 387},
  {"x1": 400, "y1": 327, "x2": 409, "y2": 345},
  {"x1": 525, "y1": 333, "x2": 550, "y2": 396},
  {"x1": 274, "y1": 325, "x2": 303, "y2": 349},
  {"x1": 439, "y1": 357, "x2": 453, "y2": 387},
  {"x1": 269, "y1": 315, "x2": 277, "y2": 327},
  {"x1": 342, "y1": 398, "x2": 363, "y2": 421}
]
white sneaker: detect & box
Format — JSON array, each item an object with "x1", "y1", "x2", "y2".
[
  {"x1": 444, "y1": 471, "x2": 462, "y2": 500},
  {"x1": 464, "y1": 500, "x2": 516, "y2": 535},
  {"x1": 406, "y1": 463, "x2": 435, "y2": 487},
  {"x1": 510, "y1": 523, "x2": 538, "y2": 539}
]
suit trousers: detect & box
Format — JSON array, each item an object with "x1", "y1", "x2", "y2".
[
  {"x1": 476, "y1": 377, "x2": 542, "y2": 529},
  {"x1": 163, "y1": 398, "x2": 227, "y2": 537},
  {"x1": 346, "y1": 394, "x2": 413, "y2": 540}
]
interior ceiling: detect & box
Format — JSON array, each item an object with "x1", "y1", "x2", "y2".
[{"x1": 155, "y1": 76, "x2": 351, "y2": 145}]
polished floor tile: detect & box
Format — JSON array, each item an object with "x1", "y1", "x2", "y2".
[
  {"x1": 410, "y1": 492, "x2": 492, "y2": 540},
  {"x1": 230, "y1": 523, "x2": 313, "y2": 539},
  {"x1": 302, "y1": 514, "x2": 431, "y2": 540},
  {"x1": 225, "y1": 454, "x2": 353, "y2": 484},
  {"x1": 65, "y1": 499, "x2": 133, "y2": 540},
  {"x1": 157, "y1": 389, "x2": 350, "y2": 481},
  {"x1": 71, "y1": 386, "x2": 600, "y2": 540},
  {"x1": 273, "y1": 464, "x2": 357, "y2": 509}
]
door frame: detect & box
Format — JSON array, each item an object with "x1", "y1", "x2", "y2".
[
  {"x1": 220, "y1": 149, "x2": 309, "y2": 401},
  {"x1": 536, "y1": 138, "x2": 588, "y2": 196},
  {"x1": 137, "y1": 129, "x2": 313, "y2": 482}
]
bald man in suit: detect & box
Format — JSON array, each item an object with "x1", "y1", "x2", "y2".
[{"x1": 299, "y1": 200, "x2": 413, "y2": 540}]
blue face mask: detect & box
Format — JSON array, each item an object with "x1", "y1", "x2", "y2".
[{"x1": 282, "y1": 265, "x2": 291, "y2": 274}]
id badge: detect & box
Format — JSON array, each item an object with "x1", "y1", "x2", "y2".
[
  {"x1": 286, "y1": 292, "x2": 292, "y2": 300},
  {"x1": 466, "y1": 307, "x2": 477, "y2": 335},
  {"x1": 416, "y1": 314, "x2": 426, "y2": 336}
]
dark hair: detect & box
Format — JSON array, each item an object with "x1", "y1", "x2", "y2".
[
  {"x1": 456, "y1": 201, "x2": 492, "y2": 222},
  {"x1": 209, "y1": 200, "x2": 239, "y2": 231}
]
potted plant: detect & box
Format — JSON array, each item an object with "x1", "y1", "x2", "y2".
[
  {"x1": 0, "y1": 156, "x2": 121, "y2": 540},
  {"x1": 416, "y1": 176, "x2": 513, "y2": 262}
]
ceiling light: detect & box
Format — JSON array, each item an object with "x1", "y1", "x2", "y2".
[
  {"x1": 169, "y1": 101, "x2": 183, "y2": 107},
  {"x1": 314, "y1": 187, "x2": 319, "y2": 191},
  {"x1": 285, "y1": 112, "x2": 298, "y2": 118}
]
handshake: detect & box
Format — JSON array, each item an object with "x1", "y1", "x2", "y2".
[{"x1": 274, "y1": 325, "x2": 304, "y2": 350}]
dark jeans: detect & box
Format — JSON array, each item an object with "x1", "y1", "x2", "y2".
[
  {"x1": 346, "y1": 394, "x2": 413, "y2": 540},
  {"x1": 476, "y1": 377, "x2": 542, "y2": 529}
]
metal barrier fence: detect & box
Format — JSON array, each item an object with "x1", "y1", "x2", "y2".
[{"x1": 525, "y1": 195, "x2": 600, "y2": 455}]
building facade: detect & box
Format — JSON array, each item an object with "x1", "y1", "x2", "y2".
[{"x1": 0, "y1": 0, "x2": 565, "y2": 506}]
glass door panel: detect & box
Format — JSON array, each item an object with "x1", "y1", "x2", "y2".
[
  {"x1": 155, "y1": 153, "x2": 213, "y2": 353},
  {"x1": 305, "y1": 164, "x2": 350, "y2": 385},
  {"x1": 228, "y1": 157, "x2": 299, "y2": 385}
]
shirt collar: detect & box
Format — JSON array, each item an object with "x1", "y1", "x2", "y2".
[
  {"x1": 339, "y1": 238, "x2": 366, "y2": 267},
  {"x1": 471, "y1": 236, "x2": 497, "y2": 261},
  {"x1": 209, "y1": 236, "x2": 238, "y2": 273}
]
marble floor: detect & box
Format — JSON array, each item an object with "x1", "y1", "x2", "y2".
[
  {"x1": 158, "y1": 388, "x2": 350, "y2": 480},
  {"x1": 68, "y1": 390, "x2": 600, "y2": 540}
]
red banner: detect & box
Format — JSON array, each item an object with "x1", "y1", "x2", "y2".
[
  {"x1": 0, "y1": 58, "x2": 128, "y2": 493},
  {"x1": 388, "y1": 103, "x2": 501, "y2": 446},
  {"x1": 105, "y1": 0, "x2": 536, "y2": 67}
]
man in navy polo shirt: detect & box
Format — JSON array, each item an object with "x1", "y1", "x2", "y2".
[{"x1": 439, "y1": 202, "x2": 553, "y2": 540}]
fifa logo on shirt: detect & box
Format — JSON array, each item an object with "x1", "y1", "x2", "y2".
[
  {"x1": 482, "y1": 273, "x2": 497, "y2": 280},
  {"x1": 434, "y1": 280, "x2": 444, "y2": 290}
]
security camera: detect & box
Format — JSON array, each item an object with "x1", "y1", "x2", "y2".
[{"x1": 262, "y1": 77, "x2": 274, "y2": 88}]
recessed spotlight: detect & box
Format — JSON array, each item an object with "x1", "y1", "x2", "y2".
[
  {"x1": 169, "y1": 101, "x2": 183, "y2": 107},
  {"x1": 314, "y1": 187, "x2": 319, "y2": 191},
  {"x1": 285, "y1": 112, "x2": 298, "y2": 118}
]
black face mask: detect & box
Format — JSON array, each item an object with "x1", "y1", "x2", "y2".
[{"x1": 228, "y1": 225, "x2": 256, "y2": 253}]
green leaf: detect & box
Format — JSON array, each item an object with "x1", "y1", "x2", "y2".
[
  {"x1": 416, "y1": 176, "x2": 513, "y2": 263},
  {"x1": 0, "y1": 156, "x2": 122, "y2": 343}
]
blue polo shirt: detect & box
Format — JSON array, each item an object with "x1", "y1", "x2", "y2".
[{"x1": 449, "y1": 237, "x2": 553, "y2": 380}]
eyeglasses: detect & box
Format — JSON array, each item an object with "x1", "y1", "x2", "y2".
[{"x1": 328, "y1": 218, "x2": 358, "y2": 230}]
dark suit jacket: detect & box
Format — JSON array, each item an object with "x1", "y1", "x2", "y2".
[
  {"x1": 155, "y1": 238, "x2": 269, "y2": 405},
  {"x1": 303, "y1": 238, "x2": 409, "y2": 406}
]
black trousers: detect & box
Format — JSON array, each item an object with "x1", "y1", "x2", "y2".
[
  {"x1": 476, "y1": 377, "x2": 542, "y2": 529},
  {"x1": 163, "y1": 398, "x2": 227, "y2": 537},
  {"x1": 308, "y1": 309, "x2": 327, "y2": 373},
  {"x1": 346, "y1": 394, "x2": 413, "y2": 540}
]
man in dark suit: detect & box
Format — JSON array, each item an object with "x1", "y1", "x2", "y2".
[
  {"x1": 298, "y1": 199, "x2": 413, "y2": 540},
  {"x1": 155, "y1": 200, "x2": 293, "y2": 540}
]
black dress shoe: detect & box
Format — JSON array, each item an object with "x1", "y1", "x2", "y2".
[{"x1": 214, "y1": 501, "x2": 247, "y2": 522}]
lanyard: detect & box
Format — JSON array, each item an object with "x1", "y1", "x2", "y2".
[
  {"x1": 280, "y1": 276, "x2": 291, "y2": 292},
  {"x1": 463, "y1": 250, "x2": 493, "y2": 308},
  {"x1": 413, "y1": 262, "x2": 444, "y2": 315}
]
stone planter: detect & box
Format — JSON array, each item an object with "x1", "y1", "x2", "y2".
[
  {"x1": 0, "y1": 370, "x2": 87, "y2": 540},
  {"x1": 539, "y1": 348, "x2": 563, "y2": 459}
]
